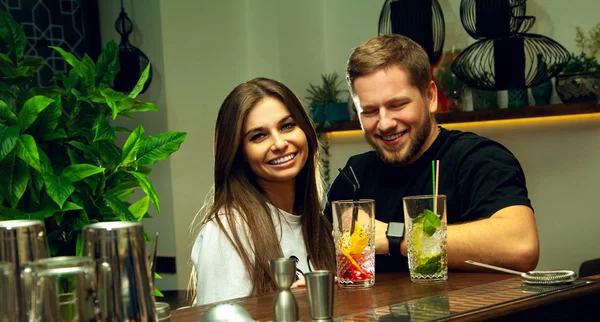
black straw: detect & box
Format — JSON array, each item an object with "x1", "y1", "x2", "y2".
[{"x1": 337, "y1": 167, "x2": 360, "y2": 234}]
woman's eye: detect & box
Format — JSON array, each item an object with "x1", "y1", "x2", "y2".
[
  {"x1": 282, "y1": 122, "x2": 296, "y2": 131},
  {"x1": 250, "y1": 133, "x2": 266, "y2": 142}
]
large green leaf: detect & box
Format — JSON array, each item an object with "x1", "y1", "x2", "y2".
[
  {"x1": 0, "y1": 11, "x2": 26, "y2": 62},
  {"x1": 44, "y1": 174, "x2": 75, "y2": 209},
  {"x1": 35, "y1": 96, "x2": 62, "y2": 135},
  {"x1": 94, "y1": 116, "x2": 115, "y2": 142},
  {"x1": 61, "y1": 164, "x2": 105, "y2": 182},
  {"x1": 100, "y1": 88, "x2": 123, "y2": 120},
  {"x1": 50, "y1": 46, "x2": 94, "y2": 87},
  {"x1": 29, "y1": 169, "x2": 44, "y2": 203},
  {"x1": 42, "y1": 127, "x2": 67, "y2": 141},
  {"x1": 129, "y1": 196, "x2": 149, "y2": 221},
  {"x1": 94, "y1": 141, "x2": 121, "y2": 167},
  {"x1": 0, "y1": 56, "x2": 17, "y2": 78},
  {"x1": 128, "y1": 63, "x2": 151, "y2": 99},
  {"x1": 103, "y1": 192, "x2": 136, "y2": 221},
  {"x1": 0, "y1": 205, "x2": 26, "y2": 220},
  {"x1": 76, "y1": 232, "x2": 83, "y2": 257},
  {"x1": 19, "y1": 57, "x2": 46, "y2": 68},
  {"x1": 71, "y1": 209, "x2": 91, "y2": 231},
  {"x1": 82, "y1": 54, "x2": 95, "y2": 70},
  {"x1": 37, "y1": 148, "x2": 53, "y2": 175},
  {"x1": 117, "y1": 97, "x2": 159, "y2": 114},
  {"x1": 107, "y1": 180, "x2": 140, "y2": 200},
  {"x1": 0, "y1": 99, "x2": 17, "y2": 124},
  {"x1": 136, "y1": 131, "x2": 187, "y2": 165},
  {"x1": 16, "y1": 134, "x2": 41, "y2": 172},
  {"x1": 0, "y1": 152, "x2": 30, "y2": 208},
  {"x1": 129, "y1": 171, "x2": 160, "y2": 213},
  {"x1": 18, "y1": 96, "x2": 55, "y2": 131},
  {"x1": 95, "y1": 40, "x2": 120, "y2": 84},
  {"x1": 0, "y1": 124, "x2": 19, "y2": 162},
  {"x1": 121, "y1": 124, "x2": 144, "y2": 165}
]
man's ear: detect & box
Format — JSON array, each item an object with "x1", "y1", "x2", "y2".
[{"x1": 427, "y1": 81, "x2": 439, "y2": 114}]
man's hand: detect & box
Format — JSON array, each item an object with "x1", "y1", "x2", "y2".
[{"x1": 375, "y1": 220, "x2": 390, "y2": 254}]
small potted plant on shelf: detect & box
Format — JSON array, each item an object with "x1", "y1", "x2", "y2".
[
  {"x1": 555, "y1": 23, "x2": 600, "y2": 103},
  {"x1": 305, "y1": 72, "x2": 349, "y2": 128}
]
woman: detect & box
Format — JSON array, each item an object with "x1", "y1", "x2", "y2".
[{"x1": 190, "y1": 77, "x2": 335, "y2": 305}]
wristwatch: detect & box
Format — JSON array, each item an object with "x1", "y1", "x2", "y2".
[{"x1": 386, "y1": 222, "x2": 404, "y2": 257}]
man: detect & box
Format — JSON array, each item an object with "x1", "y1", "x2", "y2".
[{"x1": 324, "y1": 35, "x2": 539, "y2": 273}]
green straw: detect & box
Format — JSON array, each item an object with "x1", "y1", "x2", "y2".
[{"x1": 431, "y1": 160, "x2": 436, "y2": 196}]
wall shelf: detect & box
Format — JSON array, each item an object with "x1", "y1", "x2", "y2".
[{"x1": 315, "y1": 100, "x2": 600, "y2": 133}]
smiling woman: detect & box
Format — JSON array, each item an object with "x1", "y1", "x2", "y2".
[{"x1": 189, "y1": 77, "x2": 335, "y2": 306}]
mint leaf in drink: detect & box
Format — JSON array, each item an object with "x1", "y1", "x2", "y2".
[
  {"x1": 412, "y1": 212, "x2": 426, "y2": 224},
  {"x1": 423, "y1": 209, "x2": 441, "y2": 237},
  {"x1": 414, "y1": 252, "x2": 445, "y2": 275}
]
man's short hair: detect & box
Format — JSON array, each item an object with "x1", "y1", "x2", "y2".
[{"x1": 346, "y1": 34, "x2": 431, "y2": 96}]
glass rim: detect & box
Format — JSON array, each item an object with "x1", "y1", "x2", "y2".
[
  {"x1": 331, "y1": 199, "x2": 375, "y2": 205},
  {"x1": 0, "y1": 219, "x2": 44, "y2": 229},
  {"x1": 305, "y1": 270, "x2": 335, "y2": 277},
  {"x1": 84, "y1": 221, "x2": 142, "y2": 230},
  {"x1": 402, "y1": 194, "x2": 446, "y2": 201},
  {"x1": 27, "y1": 256, "x2": 94, "y2": 272}
]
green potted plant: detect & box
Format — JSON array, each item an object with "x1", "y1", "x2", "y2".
[
  {"x1": 306, "y1": 72, "x2": 349, "y2": 128},
  {"x1": 0, "y1": 11, "x2": 186, "y2": 295},
  {"x1": 556, "y1": 23, "x2": 600, "y2": 103}
]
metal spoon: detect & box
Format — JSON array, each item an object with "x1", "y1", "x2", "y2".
[{"x1": 465, "y1": 260, "x2": 577, "y2": 285}]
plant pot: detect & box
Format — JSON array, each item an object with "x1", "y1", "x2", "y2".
[
  {"x1": 555, "y1": 72, "x2": 599, "y2": 103},
  {"x1": 508, "y1": 89, "x2": 529, "y2": 108},
  {"x1": 325, "y1": 102, "x2": 351, "y2": 123},
  {"x1": 472, "y1": 89, "x2": 498, "y2": 110},
  {"x1": 310, "y1": 104, "x2": 326, "y2": 124}
]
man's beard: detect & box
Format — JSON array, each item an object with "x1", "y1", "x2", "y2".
[{"x1": 365, "y1": 113, "x2": 433, "y2": 166}]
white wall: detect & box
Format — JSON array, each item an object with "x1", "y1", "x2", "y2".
[{"x1": 98, "y1": 0, "x2": 600, "y2": 290}]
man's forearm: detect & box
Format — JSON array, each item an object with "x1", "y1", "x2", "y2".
[{"x1": 399, "y1": 205, "x2": 539, "y2": 272}]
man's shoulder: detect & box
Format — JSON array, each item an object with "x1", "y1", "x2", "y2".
[{"x1": 442, "y1": 128, "x2": 514, "y2": 157}]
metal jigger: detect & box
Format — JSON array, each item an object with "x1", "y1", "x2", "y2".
[
  {"x1": 269, "y1": 258, "x2": 299, "y2": 322},
  {"x1": 305, "y1": 270, "x2": 335, "y2": 321}
]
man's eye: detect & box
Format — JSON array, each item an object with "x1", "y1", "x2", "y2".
[{"x1": 361, "y1": 110, "x2": 377, "y2": 116}]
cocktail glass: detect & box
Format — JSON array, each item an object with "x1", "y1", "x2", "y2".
[
  {"x1": 332, "y1": 199, "x2": 375, "y2": 288},
  {"x1": 403, "y1": 195, "x2": 448, "y2": 282}
]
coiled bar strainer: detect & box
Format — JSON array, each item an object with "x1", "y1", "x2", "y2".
[{"x1": 466, "y1": 260, "x2": 577, "y2": 285}]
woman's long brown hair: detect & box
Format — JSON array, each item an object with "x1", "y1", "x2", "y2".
[{"x1": 190, "y1": 77, "x2": 335, "y2": 299}]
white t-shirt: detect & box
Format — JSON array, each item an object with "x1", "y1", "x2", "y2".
[{"x1": 191, "y1": 204, "x2": 310, "y2": 305}]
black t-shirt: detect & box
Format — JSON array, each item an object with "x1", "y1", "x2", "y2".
[{"x1": 324, "y1": 127, "x2": 533, "y2": 272}]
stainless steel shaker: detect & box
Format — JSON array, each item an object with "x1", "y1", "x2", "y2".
[
  {"x1": 82, "y1": 221, "x2": 157, "y2": 322},
  {"x1": 0, "y1": 220, "x2": 50, "y2": 318},
  {"x1": 0, "y1": 262, "x2": 18, "y2": 322},
  {"x1": 21, "y1": 256, "x2": 98, "y2": 322},
  {"x1": 305, "y1": 270, "x2": 335, "y2": 321},
  {"x1": 269, "y1": 258, "x2": 299, "y2": 322}
]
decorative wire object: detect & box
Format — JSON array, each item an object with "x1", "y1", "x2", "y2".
[
  {"x1": 378, "y1": 0, "x2": 446, "y2": 65},
  {"x1": 113, "y1": 0, "x2": 152, "y2": 94},
  {"x1": 459, "y1": 0, "x2": 535, "y2": 39},
  {"x1": 452, "y1": 34, "x2": 570, "y2": 89},
  {"x1": 452, "y1": 0, "x2": 569, "y2": 90}
]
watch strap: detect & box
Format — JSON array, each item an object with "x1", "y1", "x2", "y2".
[{"x1": 388, "y1": 235, "x2": 402, "y2": 257}]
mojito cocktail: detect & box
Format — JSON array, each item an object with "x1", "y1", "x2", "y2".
[{"x1": 403, "y1": 195, "x2": 448, "y2": 282}]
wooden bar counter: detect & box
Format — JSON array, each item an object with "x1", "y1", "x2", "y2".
[{"x1": 171, "y1": 272, "x2": 600, "y2": 321}]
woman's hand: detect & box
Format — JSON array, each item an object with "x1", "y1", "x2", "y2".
[{"x1": 291, "y1": 278, "x2": 305, "y2": 288}]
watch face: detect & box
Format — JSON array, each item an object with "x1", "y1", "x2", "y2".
[{"x1": 387, "y1": 222, "x2": 404, "y2": 238}]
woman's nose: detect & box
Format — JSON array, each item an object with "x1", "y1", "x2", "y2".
[{"x1": 271, "y1": 134, "x2": 288, "y2": 150}]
